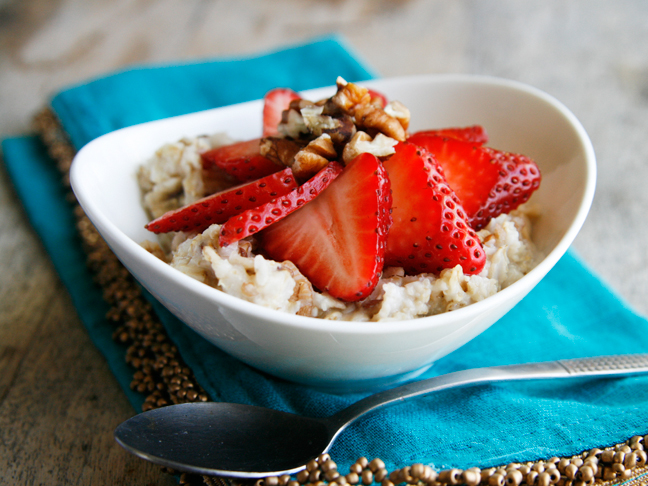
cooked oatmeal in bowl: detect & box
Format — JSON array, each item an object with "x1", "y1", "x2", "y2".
[
  {"x1": 137, "y1": 78, "x2": 543, "y2": 322},
  {"x1": 138, "y1": 136, "x2": 542, "y2": 322},
  {"x1": 70, "y1": 74, "x2": 595, "y2": 389}
]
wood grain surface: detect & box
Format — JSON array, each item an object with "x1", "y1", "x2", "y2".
[{"x1": 1, "y1": 0, "x2": 648, "y2": 484}]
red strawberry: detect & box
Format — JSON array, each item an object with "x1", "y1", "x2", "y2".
[
  {"x1": 407, "y1": 133, "x2": 541, "y2": 230},
  {"x1": 410, "y1": 125, "x2": 488, "y2": 145},
  {"x1": 145, "y1": 168, "x2": 297, "y2": 234},
  {"x1": 259, "y1": 153, "x2": 392, "y2": 302},
  {"x1": 220, "y1": 162, "x2": 343, "y2": 246},
  {"x1": 201, "y1": 139, "x2": 282, "y2": 183},
  {"x1": 383, "y1": 142, "x2": 485, "y2": 275},
  {"x1": 263, "y1": 88, "x2": 301, "y2": 136}
]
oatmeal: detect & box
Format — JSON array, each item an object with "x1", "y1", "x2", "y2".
[
  {"x1": 137, "y1": 133, "x2": 235, "y2": 219},
  {"x1": 138, "y1": 138, "x2": 541, "y2": 321},
  {"x1": 137, "y1": 79, "x2": 542, "y2": 321}
]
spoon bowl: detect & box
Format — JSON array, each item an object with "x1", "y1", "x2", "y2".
[{"x1": 115, "y1": 402, "x2": 333, "y2": 477}]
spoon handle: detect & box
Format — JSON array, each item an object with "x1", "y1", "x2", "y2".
[{"x1": 329, "y1": 354, "x2": 648, "y2": 430}]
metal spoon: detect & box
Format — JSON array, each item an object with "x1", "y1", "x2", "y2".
[{"x1": 115, "y1": 354, "x2": 648, "y2": 478}]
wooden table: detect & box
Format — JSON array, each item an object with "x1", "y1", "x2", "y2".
[{"x1": 2, "y1": 0, "x2": 648, "y2": 483}]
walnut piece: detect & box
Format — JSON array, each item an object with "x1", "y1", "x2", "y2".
[
  {"x1": 330, "y1": 77, "x2": 371, "y2": 114},
  {"x1": 354, "y1": 103, "x2": 406, "y2": 141},
  {"x1": 260, "y1": 135, "x2": 337, "y2": 181},
  {"x1": 266, "y1": 77, "x2": 409, "y2": 176},
  {"x1": 328, "y1": 77, "x2": 407, "y2": 142},
  {"x1": 278, "y1": 109, "x2": 308, "y2": 139},
  {"x1": 384, "y1": 100, "x2": 411, "y2": 131},
  {"x1": 259, "y1": 137, "x2": 306, "y2": 167},
  {"x1": 321, "y1": 115, "x2": 357, "y2": 147},
  {"x1": 292, "y1": 134, "x2": 337, "y2": 180},
  {"x1": 342, "y1": 131, "x2": 371, "y2": 164},
  {"x1": 293, "y1": 104, "x2": 356, "y2": 148},
  {"x1": 342, "y1": 131, "x2": 398, "y2": 164},
  {"x1": 301, "y1": 105, "x2": 339, "y2": 132}
]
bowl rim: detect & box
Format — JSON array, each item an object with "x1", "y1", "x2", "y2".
[{"x1": 71, "y1": 73, "x2": 597, "y2": 336}]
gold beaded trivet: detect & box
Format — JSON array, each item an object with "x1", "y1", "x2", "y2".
[{"x1": 33, "y1": 107, "x2": 648, "y2": 486}]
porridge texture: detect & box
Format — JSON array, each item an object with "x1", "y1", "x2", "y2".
[{"x1": 138, "y1": 133, "x2": 541, "y2": 322}]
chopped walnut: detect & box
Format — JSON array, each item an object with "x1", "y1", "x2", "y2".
[
  {"x1": 343, "y1": 131, "x2": 372, "y2": 162},
  {"x1": 295, "y1": 104, "x2": 356, "y2": 148},
  {"x1": 330, "y1": 77, "x2": 371, "y2": 114},
  {"x1": 260, "y1": 135, "x2": 336, "y2": 180},
  {"x1": 259, "y1": 137, "x2": 307, "y2": 167},
  {"x1": 322, "y1": 115, "x2": 356, "y2": 147},
  {"x1": 288, "y1": 98, "x2": 316, "y2": 112},
  {"x1": 278, "y1": 99, "x2": 322, "y2": 138},
  {"x1": 354, "y1": 103, "x2": 406, "y2": 141},
  {"x1": 301, "y1": 105, "x2": 338, "y2": 132},
  {"x1": 259, "y1": 78, "x2": 408, "y2": 178},
  {"x1": 278, "y1": 109, "x2": 308, "y2": 139},
  {"x1": 342, "y1": 131, "x2": 398, "y2": 164},
  {"x1": 384, "y1": 100, "x2": 411, "y2": 131},
  {"x1": 293, "y1": 134, "x2": 337, "y2": 180},
  {"x1": 326, "y1": 78, "x2": 407, "y2": 142}
]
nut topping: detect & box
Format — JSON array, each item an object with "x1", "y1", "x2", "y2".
[
  {"x1": 261, "y1": 134, "x2": 337, "y2": 181},
  {"x1": 292, "y1": 134, "x2": 338, "y2": 180},
  {"x1": 259, "y1": 137, "x2": 307, "y2": 167},
  {"x1": 275, "y1": 77, "x2": 407, "y2": 163},
  {"x1": 384, "y1": 100, "x2": 411, "y2": 131},
  {"x1": 330, "y1": 77, "x2": 407, "y2": 141},
  {"x1": 278, "y1": 109, "x2": 308, "y2": 139},
  {"x1": 343, "y1": 131, "x2": 398, "y2": 164},
  {"x1": 353, "y1": 103, "x2": 406, "y2": 142},
  {"x1": 331, "y1": 76, "x2": 372, "y2": 113}
]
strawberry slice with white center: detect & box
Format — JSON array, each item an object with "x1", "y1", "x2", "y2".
[
  {"x1": 410, "y1": 125, "x2": 488, "y2": 145},
  {"x1": 220, "y1": 162, "x2": 343, "y2": 246},
  {"x1": 262, "y1": 88, "x2": 301, "y2": 137},
  {"x1": 201, "y1": 139, "x2": 282, "y2": 183},
  {"x1": 407, "y1": 133, "x2": 541, "y2": 230},
  {"x1": 383, "y1": 142, "x2": 485, "y2": 275},
  {"x1": 145, "y1": 168, "x2": 297, "y2": 234},
  {"x1": 259, "y1": 153, "x2": 392, "y2": 302}
]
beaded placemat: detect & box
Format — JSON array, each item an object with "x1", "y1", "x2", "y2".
[{"x1": 32, "y1": 108, "x2": 648, "y2": 486}]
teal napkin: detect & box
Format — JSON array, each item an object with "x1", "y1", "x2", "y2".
[{"x1": 3, "y1": 37, "x2": 648, "y2": 473}]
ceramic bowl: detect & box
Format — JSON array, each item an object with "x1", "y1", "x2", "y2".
[{"x1": 70, "y1": 74, "x2": 596, "y2": 392}]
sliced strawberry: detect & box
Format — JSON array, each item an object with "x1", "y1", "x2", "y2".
[
  {"x1": 145, "y1": 168, "x2": 297, "y2": 234},
  {"x1": 367, "y1": 88, "x2": 388, "y2": 108},
  {"x1": 262, "y1": 88, "x2": 301, "y2": 137},
  {"x1": 407, "y1": 133, "x2": 541, "y2": 230},
  {"x1": 201, "y1": 139, "x2": 282, "y2": 183},
  {"x1": 220, "y1": 162, "x2": 343, "y2": 246},
  {"x1": 410, "y1": 125, "x2": 488, "y2": 145},
  {"x1": 383, "y1": 142, "x2": 485, "y2": 276},
  {"x1": 259, "y1": 153, "x2": 392, "y2": 302}
]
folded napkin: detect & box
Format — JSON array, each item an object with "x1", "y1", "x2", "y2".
[{"x1": 3, "y1": 37, "x2": 648, "y2": 473}]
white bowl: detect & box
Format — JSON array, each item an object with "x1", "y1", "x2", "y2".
[{"x1": 70, "y1": 74, "x2": 596, "y2": 392}]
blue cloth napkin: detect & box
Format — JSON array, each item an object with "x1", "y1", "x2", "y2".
[{"x1": 3, "y1": 37, "x2": 648, "y2": 473}]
